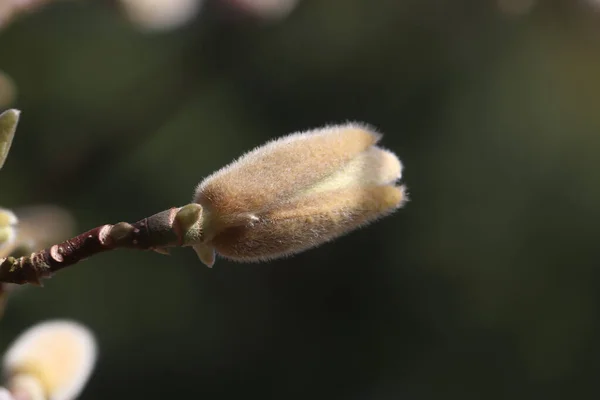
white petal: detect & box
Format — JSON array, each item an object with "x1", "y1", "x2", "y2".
[{"x1": 3, "y1": 320, "x2": 97, "y2": 400}]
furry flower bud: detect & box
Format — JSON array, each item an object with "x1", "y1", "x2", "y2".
[
  {"x1": 191, "y1": 123, "x2": 406, "y2": 267},
  {"x1": 2, "y1": 320, "x2": 97, "y2": 400}
]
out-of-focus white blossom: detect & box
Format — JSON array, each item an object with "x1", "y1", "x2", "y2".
[
  {"x1": 119, "y1": 0, "x2": 204, "y2": 31},
  {"x1": 3, "y1": 320, "x2": 97, "y2": 400},
  {"x1": 7, "y1": 375, "x2": 44, "y2": 400},
  {"x1": 0, "y1": 387, "x2": 14, "y2": 400},
  {"x1": 0, "y1": 0, "x2": 55, "y2": 30},
  {"x1": 0, "y1": 209, "x2": 17, "y2": 259},
  {"x1": 223, "y1": 0, "x2": 300, "y2": 20}
]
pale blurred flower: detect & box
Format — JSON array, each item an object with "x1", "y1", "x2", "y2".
[
  {"x1": 0, "y1": 0, "x2": 55, "y2": 29},
  {"x1": 0, "y1": 209, "x2": 18, "y2": 258},
  {"x1": 119, "y1": 0, "x2": 204, "y2": 31},
  {"x1": 9, "y1": 206, "x2": 75, "y2": 256},
  {"x1": 7, "y1": 375, "x2": 44, "y2": 400},
  {"x1": 192, "y1": 123, "x2": 406, "y2": 267},
  {"x1": 586, "y1": 0, "x2": 600, "y2": 9},
  {"x1": 223, "y1": 0, "x2": 300, "y2": 20},
  {"x1": 0, "y1": 109, "x2": 19, "y2": 315},
  {"x1": 3, "y1": 321, "x2": 97, "y2": 400},
  {"x1": 0, "y1": 387, "x2": 14, "y2": 400}
]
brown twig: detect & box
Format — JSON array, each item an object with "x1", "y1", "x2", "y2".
[{"x1": 0, "y1": 204, "x2": 203, "y2": 286}]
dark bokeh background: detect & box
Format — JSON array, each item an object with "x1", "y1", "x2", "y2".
[{"x1": 2, "y1": 0, "x2": 600, "y2": 398}]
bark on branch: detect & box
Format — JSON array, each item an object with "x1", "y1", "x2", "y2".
[{"x1": 0, "y1": 204, "x2": 203, "y2": 285}]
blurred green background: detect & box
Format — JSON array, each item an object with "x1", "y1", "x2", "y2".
[{"x1": 2, "y1": 0, "x2": 600, "y2": 398}]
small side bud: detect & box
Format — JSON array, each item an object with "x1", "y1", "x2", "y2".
[
  {"x1": 3, "y1": 320, "x2": 98, "y2": 400},
  {"x1": 173, "y1": 204, "x2": 203, "y2": 246},
  {"x1": 0, "y1": 109, "x2": 20, "y2": 170},
  {"x1": 109, "y1": 222, "x2": 136, "y2": 244}
]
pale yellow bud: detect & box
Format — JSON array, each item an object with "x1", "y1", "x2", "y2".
[
  {"x1": 0, "y1": 209, "x2": 18, "y2": 258},
  {"x1": 3, "y1": 321, "x2": 97, "y2": 400},
  {"x1": 0, "y1": 209, "x2": 17, "y2": 229},
  {"x1": 6, "y1": 375, "x2": 44, "y2": 400},
  {"x1": 191, "y1": 123, "x2": 406, "y2": 266}
]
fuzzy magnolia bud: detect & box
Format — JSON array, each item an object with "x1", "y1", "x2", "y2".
[
  {"x1": 190, "y1": 123, "x2": 406, "y2": 267},
  {"x1": 2, "y1": 321, "x2": 97, "y2": 400}
]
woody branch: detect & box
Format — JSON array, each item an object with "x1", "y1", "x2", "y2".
[{"x1": 0, "y1": 204, "x2": 203, "y2": 286}]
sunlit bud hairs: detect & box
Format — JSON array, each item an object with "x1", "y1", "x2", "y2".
[
  {"x1": 191, "y1": 122, "x2": 407, "y2": 267},
  {"x1": 2, "y1": 320, "x2": 97, "y2": 400}
]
